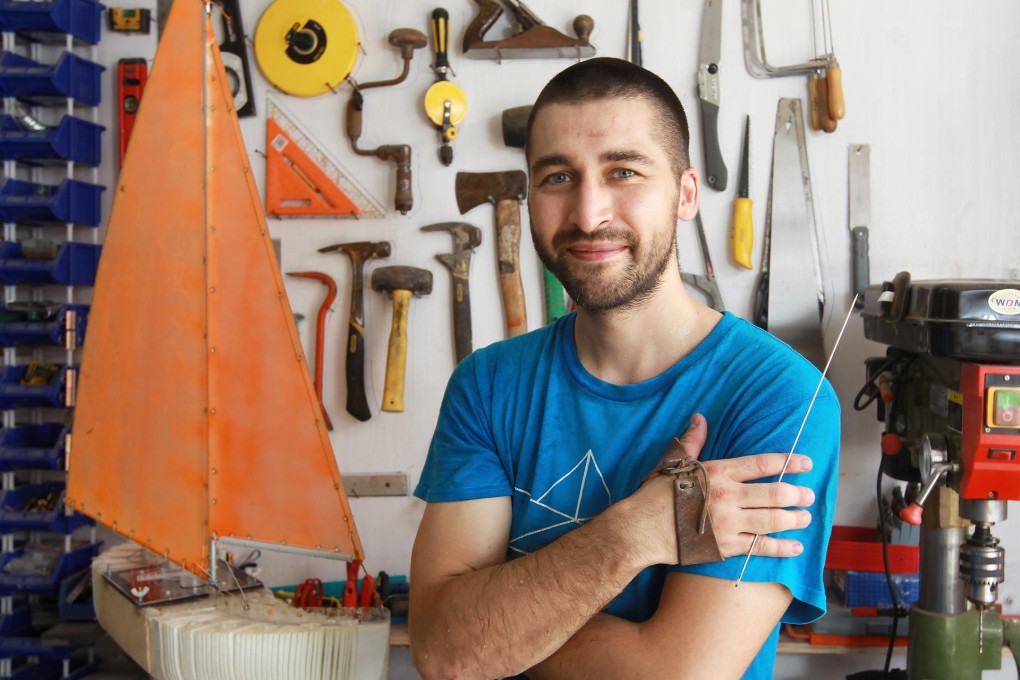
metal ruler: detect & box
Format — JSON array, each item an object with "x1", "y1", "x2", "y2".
[
  {"x1": 848, "y1": 144, "x2": 871, "y2": 305},
  {"x1": 763, "y1": 98, "x2": 825, "y2": 368}
]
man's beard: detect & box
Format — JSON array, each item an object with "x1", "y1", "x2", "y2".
[{"x1": 532, "y1": 205, "x2": 679, "y2": 314}]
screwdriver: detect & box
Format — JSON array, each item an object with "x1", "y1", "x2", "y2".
[{"x1": 732, "y1": 115, "x2": 753, "y2": 269}]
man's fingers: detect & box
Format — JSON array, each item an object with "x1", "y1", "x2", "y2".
[
  {"x1": 714, "y1": 506, "x2": 811, "y2": 541},
  {"x1": 711, "y1": 481, "x2": 815, "y2": 510},
  {"x1": 707, "y1": 452, "x2": 813, "y2": 483},
  {"x1": 744, "y1": 535, "x2": 805, "y2": 559}
]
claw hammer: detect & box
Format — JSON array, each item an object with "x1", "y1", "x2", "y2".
[
  {"x1": 422, "y1": 222, "x2": 482, "y2": 363},
  {"x1": 286, "y1": 271, "x2": 337, "y2": 430},
  {"x1": 318, "y1": 241, "x2": 391, "y2": 422},
  {"x1": 455, "y1": 170, "x2": 528, "y2": 337}
]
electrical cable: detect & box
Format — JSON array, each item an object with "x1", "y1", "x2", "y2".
[{"x1": 876, "y1": 455, "x2": 905, "y2": 676}]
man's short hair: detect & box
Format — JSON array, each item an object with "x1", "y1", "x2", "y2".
[{"x1": 525, "y1": 57, "x2": 691, "y2": 178}]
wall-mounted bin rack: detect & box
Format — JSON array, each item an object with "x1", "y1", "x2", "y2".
[
  {"x1": 0, "y1": 0, "x2": 104, "y2": 45},
  {"x1": 0, "y1": 364, "x2": 73, "y2": 409},
  {"x1": 0, "y1": 178, "x2": 104, "y2": 225},
  {"x1": 0, "y1": 241, "x2": 100, "y2": 285},
  {"x1": 0, "y1": 303, "x2": 87, "y2": 347},
  {"x1": 0, "y1": 115, "x2": 104, "y2": 166},
  {"x1": 0, "y1": 601, "x2": 30, "y2": 635},
  {"x1": 0, "y1": 541, "x2": 99, "y2": 595},
  {"x1": 0, "y1": 52, "x2": 104, "y2": 106},
  {"x1": 0, "y1": 637, "x2": 96, "y2": 680},
  {"x1": 0, "y1": 423, "x2": 67, "y2": 471},
  {"x1": 0, "y1": 481, "x2": 92, "y2": 534}
]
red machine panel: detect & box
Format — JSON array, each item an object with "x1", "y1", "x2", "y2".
[{"x1": 959, "y1": 363, "x2": 1020, "y2": 501}]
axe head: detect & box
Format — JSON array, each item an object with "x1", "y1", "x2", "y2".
[{"x1": 455, "y1": 170, "x2": 527, "y2": 215}]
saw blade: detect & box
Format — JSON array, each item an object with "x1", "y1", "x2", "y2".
[
  {"x1": 254, "y1": 0, "x2": 359, "y2": 97},
  {"x1": 765, "y1": 98, "x2": 825, "y2": 368}
]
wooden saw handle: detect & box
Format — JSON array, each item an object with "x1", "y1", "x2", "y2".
[
  {"x1": 382, "y1": 289, "x2": 412, "y2": 412},
  {"x1": 495, "y1": 199, "x2": 527, "y2": 337}
]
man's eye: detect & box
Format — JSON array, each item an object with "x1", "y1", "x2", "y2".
[
  {"x1": 544, "y1": 172, "x2": 571, "y2": 185},
  {"x1": 613, "y1": 168, "x2": 636, "y2": 179}
]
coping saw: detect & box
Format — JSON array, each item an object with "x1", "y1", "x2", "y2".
[{"x1": 740, "y1": 0, "x2": 844, "y2": 133}]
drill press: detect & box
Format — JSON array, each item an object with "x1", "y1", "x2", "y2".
[{"x1": 862, "y1": 273, "x2": 1020, "y2": 679}]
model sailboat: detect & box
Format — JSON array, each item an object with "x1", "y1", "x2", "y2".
[{"x1": 67, "y1": 0, "x2": 362, "y2": 581}]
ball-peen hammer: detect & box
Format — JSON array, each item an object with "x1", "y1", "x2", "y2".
[
  {"x1": 371, "y1": 266, "x2": 433, "y2": 413},
  {"x1": 421, "y1": 222, "x2": 482, "y2": 364},
  {"x1": 317, "y1": 241, "x2": 391, "y2": 422}
]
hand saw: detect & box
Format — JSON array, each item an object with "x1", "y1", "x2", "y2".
[{"x1": 757, "y1": 98, "x2": 825, "y2": 367}]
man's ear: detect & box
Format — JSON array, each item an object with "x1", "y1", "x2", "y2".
[{"x1": 676, "y1": 168, "x2": 699, "y2": 221}]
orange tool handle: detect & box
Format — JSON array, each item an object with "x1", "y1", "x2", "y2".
[
  {"x1": 343, "y1": 561, "x2": 361, "y2": 607},
  {"x1": 732, "y1": 197, "x2": 754, "y2": 269},
  {"x1": 827, "y1": 64, "x2": 845, "y2": 120},
  {"x1": 808, "y1": 74, "x2": 837, "y2": 133},
  {"x1": 359, "y1": 573, "x2": 376, "y2": 607}
]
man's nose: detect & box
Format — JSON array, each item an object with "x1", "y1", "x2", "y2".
[{"x1": 569, "y1": 177, "x2": 612, "y2": 233}]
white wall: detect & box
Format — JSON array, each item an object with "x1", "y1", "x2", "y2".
[{"x1": 94, "y1": 1, "x2": 1020, "y2": 677}]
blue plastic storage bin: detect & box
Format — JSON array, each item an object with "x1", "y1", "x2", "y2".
[
  {"x1": 0, "y1": 637, "x2": 97, "y2": 679},
  {"x1": 0, "y1": 178, "x2": 104, "y2": 225},
  {"x1": 0, "y1": 241, "x2": 100, "y2": 285},
  {"x1": 0, "y1": 423, "x2": 68, "y2": 471},
  {"x1": 0, "y1": 602, "x2": 30, "y2": 636},
  {"x1": 0, "y1": 541, "x2": 100, "y2": 595},
  {"x1": 0, "y1": 304, "x2": 88, "y2": 347},
  {"x1": 0, "y1": 481, "x2": 93, "y2": 533},
  {"x1": 0, "y1": 115, "x2": 104, "y2": 166},
  {"x1": 0, "y1": 364, "x2": 74, "y2": 409},
  {"x1": 0, "y1": 0, "x2": 104, "y2": 44},
  {"x1": 0, "y1": 51, "x2": 104, "y2": 105}
]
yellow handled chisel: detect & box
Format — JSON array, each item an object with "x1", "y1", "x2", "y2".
[{"x1": 732, "y1": 115, "x2": 753, "y2": 269}]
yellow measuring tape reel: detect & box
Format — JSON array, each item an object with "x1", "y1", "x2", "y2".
[{"x1": 254, "y1": 0, "x2": 360, "y2": 97}]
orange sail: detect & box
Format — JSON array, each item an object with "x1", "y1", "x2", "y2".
[{"x1": 67, "y1": 0, "x2": 363, "y2": 574}]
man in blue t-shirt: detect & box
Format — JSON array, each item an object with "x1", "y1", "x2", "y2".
[{"x1": 410, "y1": 57, "x2": 840, "y2": 679}]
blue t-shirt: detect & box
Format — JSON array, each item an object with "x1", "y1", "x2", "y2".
[{"x1": 415, "y1": 312, "x2": 840, "y2": 679}]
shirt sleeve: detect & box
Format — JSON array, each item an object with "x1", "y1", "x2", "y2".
[
  {"x1": 676, "y1": 383, "x2": 841, "y2": 625},
  {"x1": 413, "y1": 351, "x2": 514, "y2": 502}
]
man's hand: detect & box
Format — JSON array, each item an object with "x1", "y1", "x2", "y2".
[{"x1": 629, "y1": 413, "x2": 815, "y2": 564}]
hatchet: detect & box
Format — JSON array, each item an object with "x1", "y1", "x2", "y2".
[{"x1": 455, "y1": 170, "x2": 528, "y2": 337}]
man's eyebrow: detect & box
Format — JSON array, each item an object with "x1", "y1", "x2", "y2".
[
  {"x1": 601, "y1": 149, "x2": 655, "y2": 165},
  {"x1": 530, "y1": 154, "x2": 570, "y2": 175},
  {"x1": 530, "y1": 149, "x2": 656, "y2": 175}
]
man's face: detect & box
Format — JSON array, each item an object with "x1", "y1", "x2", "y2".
[{"x1": 527, "y1": 97, "x2": 695, "y2": 313}]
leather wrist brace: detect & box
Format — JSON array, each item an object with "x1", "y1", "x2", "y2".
[{"x1": 653, "y1": 438, "x2": 724, "y2": 566}]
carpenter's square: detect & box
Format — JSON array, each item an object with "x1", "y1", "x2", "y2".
[
  {"x1": 847, "y1": 144, "x2": 870, "y2": 306},
  {"x1": 681, "y1": 211, "x2": 725, "y2": 312}
]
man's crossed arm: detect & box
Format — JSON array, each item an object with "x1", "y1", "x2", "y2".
[{"x1": 409, "y1": 415, "x2": 814, "y2": 679}]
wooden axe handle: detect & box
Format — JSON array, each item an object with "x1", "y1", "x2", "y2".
[
  {"x1": 382, "y1": 289, "x2": 413, "y2": 412},
  {"x1": 495, "y1": 199, "x2": 527, "y2": 337}
]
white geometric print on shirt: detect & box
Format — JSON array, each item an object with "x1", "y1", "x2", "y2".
[{"x1": 509, "y1": 449, "x2": 613, "y2": 555}]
